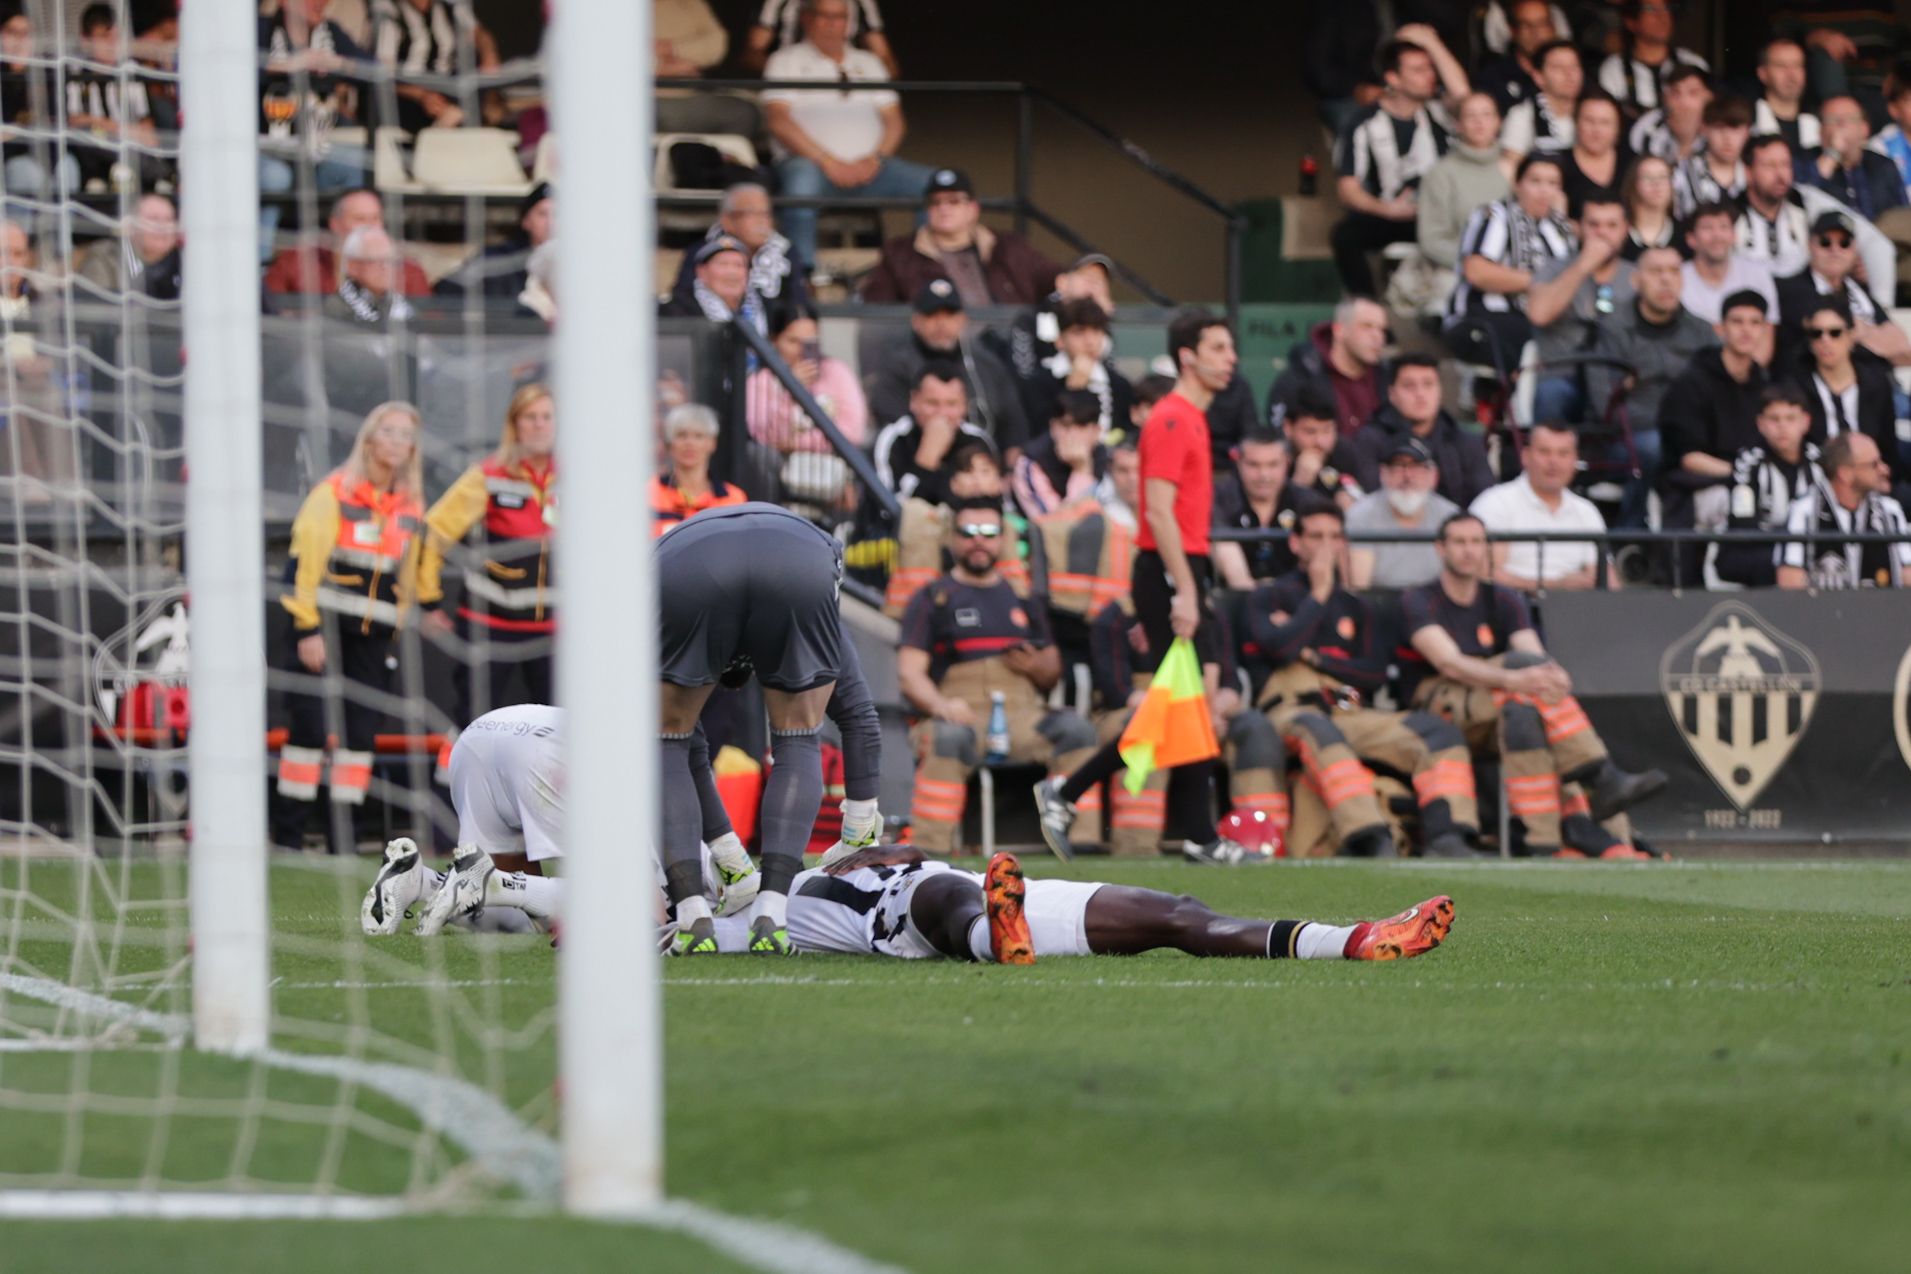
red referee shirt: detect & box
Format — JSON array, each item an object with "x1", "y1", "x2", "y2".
[{"x1": 1135, "y1": 390, "x2": 1212, "y2": 556}]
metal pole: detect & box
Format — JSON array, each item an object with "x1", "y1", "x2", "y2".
[
  {"x1": 182, "y1": 0, "x2": 269, "y2": 1056},
  {"x1": 552, "y1": 0, "x2": 662, "y2": 1215}
]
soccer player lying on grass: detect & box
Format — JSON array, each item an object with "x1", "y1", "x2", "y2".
[{"x1": 683, "y1": 846, "x2": 1453, "y2": 963}]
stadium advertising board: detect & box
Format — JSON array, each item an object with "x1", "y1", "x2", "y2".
[{"x1": 1543, "y1": 591, "x2": 1911, "y2": 846}]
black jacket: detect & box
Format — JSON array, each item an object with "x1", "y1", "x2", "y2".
[
  {"x1": 1773, "y1": 269, "x2": 1879, "y2": 368},
  {"x1": 1657, "y1": 347, "x2": 1772, "y2": 471},
  {"x1": 867, "y1": 332, "x2": 1031, "y2": 454},
  {"x1": 1350, "y1": 405, "x2": 1496, "y2": 509},
  {"x1": 1792, "y1": 352, "x2": 1902, "y2": 485}
]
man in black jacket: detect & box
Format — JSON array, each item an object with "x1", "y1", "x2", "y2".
[
  {"x1": 1351, "y1": 354, "x2": 1495, "y2": 508},
  {"x1": 1659, "y1": 290, "x2": 1775, "y2": 539},
  {"x1": 1265, "y1": 297, "x2": 1388, "y2": 441},
  {"x1": 866, "y1": 280, "x2": 1030, "y2": 457}
]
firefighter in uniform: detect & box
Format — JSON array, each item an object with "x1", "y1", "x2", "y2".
[
  {"x1": 418, "y1": 383, "x2": 557, "y2": 723},
  {"x1": 897, "y1": 497, "x2": 1099, "y2": 854},
  {"x1": 272, "y1": 402, "x2": 425, "y2": 852},
  {"x1": 1399, "y1": 512, "x2": 1665, "y2": 858},
  {"x1": 1244, "y1": 500, "x2": 1484, "y2": 858}
]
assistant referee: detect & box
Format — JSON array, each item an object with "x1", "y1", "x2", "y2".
[{"x1": 1035, "y1": 308, "x2": 1248, "y2": 862}]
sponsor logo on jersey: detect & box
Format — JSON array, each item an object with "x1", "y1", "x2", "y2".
[{"x1": 1660, "y1": 602, "x2": 1819, "y2": 810}]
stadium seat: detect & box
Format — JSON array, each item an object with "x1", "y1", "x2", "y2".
[
  {"x1": 371, "y1": 126, "x2": 420, "y2": 194},
  {"x1": 654, "y1": 132, "x2": 758, "y2": 235},
  {"x1": 409, "y1": 128, "x2": 535, "y2": 197}
]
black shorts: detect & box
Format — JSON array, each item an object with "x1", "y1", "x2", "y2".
[
  {"x1": 656, "y1": 503, "x2": 845, "y2": 692},
  {"x1": 1131, "y1": 550, "x2": 1218, "y2": 675}
]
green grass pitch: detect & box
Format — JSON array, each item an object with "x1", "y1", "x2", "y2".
[{"x1": 4, "y1": 856, "x2": 1910, "y2": 1273}]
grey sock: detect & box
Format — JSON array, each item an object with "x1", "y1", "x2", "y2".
[
  {"x1": 659, "y1": 732, "x2": 704, "y2": 903},
  {"x1": 760, "y1": 726, "x2": 823, "y2": 893}
]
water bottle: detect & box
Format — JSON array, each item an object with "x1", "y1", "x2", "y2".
[{"x1": 985, "y1": 692, "x2": 1011, "y2": 764}]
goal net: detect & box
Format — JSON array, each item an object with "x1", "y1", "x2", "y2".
[{"x1": 0, "y1": 0, "x2": 655, "y2": 1216}]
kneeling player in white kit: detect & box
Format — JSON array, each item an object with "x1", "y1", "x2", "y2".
[{"x1": 689, "y1": 846, "x2": 1453, "y2": 963}]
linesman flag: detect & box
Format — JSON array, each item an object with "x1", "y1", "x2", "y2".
[{"x1": 1118, "y1": 636, "x2": 1219, "y2": 794}]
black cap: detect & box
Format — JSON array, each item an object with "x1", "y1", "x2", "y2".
[
  {"x1": 518, "y1": 180, "x2": 552, "y2": 222},
  {"x1": 1809, "y1": 209, "x2": 1856, "y2": 239},
  {"x1": 1070, "y1": 252, "x2": 1114, "y2": 274},
  {"x1": 694, "y1": 234, "x2": 748, "y2": 266},
  {"x1": 913, "y1": 278, "x2": 963, "y2": 314},
  {"x1": 1382, "y1": 437, "x2": 1436, "y2": 466},
  {"x1": 924, "y1": 167, "x2": 973, "y2": 200},
  {"x1": 1719, "y1": 288, "x2": 1770, "y2": 319}
]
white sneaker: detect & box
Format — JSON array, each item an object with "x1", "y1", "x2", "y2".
[
  {"x1": 361, "y1": 837, "x2": 424, "y2": 936},
  {"x1": 416, "y1": 846, "x2": 495, "y2": 936}
]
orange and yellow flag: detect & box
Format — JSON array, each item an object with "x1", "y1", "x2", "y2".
[{"x1": 1118, "y1": 636, "x2": 1219, "y2": 794}]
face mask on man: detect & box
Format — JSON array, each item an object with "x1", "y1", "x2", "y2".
[{"x1": 1386, "y1": 485, "x2": 1430, "y2": 518}]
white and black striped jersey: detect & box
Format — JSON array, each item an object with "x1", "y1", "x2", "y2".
[
  {"x1": 1754, "y1": 98, "x2": 1821, "y2": 154},
  {"x1": 1728, "y1": 442, "x2": 1823, "y2": 537},
  {"x1": 372, "y1": 0, "x2": 469, "y2": 78},
  {"x1": 1671, "y1": 155, "x2": 1745, "y2": 220},
  {"x1": 1597, "y1": 47, "x2": 1709, "y2": 116},
  {"x1": 1627, "y1": 109, "x2": 1702, "y2": 163},
  {"x1": 1446, "y1": 199, "x2": 1577, "y2": 320},
  {"x1": 1735, "y1": 196, "x2": 1814, "y2": 279},
  {"x1": 64, "y1": 71, "x2": 152, "y2": 130},
  {"x1": 1501, "y1": 95, "x2": 1574, "y2": 158},
  {"x1": 1779, "y1": 478, "x2": 1911, "y2": 588},
  {"x1": 1335, "y1": 102, "x2": 1452, "y2": 203},
  {"x1": 1797, "y1": 271, "x2": 1881, "y2": 326},
  {"x1": 786, "y1": 860, "x2": 962, "y2": 958},
  {"x1": 757, "y1": 0, "x2": 885, "y2": 50}
]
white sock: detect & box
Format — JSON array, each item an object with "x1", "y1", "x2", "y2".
[
  {"x1": 485, "y1": 871, "x2": 565, "y2": 920},
  {"x1": 840, "y1": 797, "x2": 880, "y2": 842},
  {"x1": 675, "y1": 894, "x2": 713, "y2": 926},
  {"x1": 1294, "y1": 922, "x2": 1358, "y2": 960},
  {"x1": 966, "y1": 915, "x2": 994, "y2": 962},
  {"x1": 750, "y1": 891, "x2": 788, "y2": 928}
]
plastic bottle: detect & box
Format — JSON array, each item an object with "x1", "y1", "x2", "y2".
[{"x1": 985, "y1": 692, "x2": 1011, "y2": 764}]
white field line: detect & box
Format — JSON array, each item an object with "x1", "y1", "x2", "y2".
[{"x1": 0, "y1": 973, "x2": 911, "y2": 1274}]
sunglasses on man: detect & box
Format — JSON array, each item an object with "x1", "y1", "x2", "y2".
[
  {"x1": 956, "y1": 522, "x2": 1002, "y2": 539},
  {"x1": 1805, "y1": 325, "x2": 1850, "y2": 340},
  {"x1": 1816, "y1": 234, "x2": 1853, "y2": 250}
]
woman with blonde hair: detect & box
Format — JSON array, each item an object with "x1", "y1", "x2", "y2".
[
  {"x1": 418, "y1": 382, "x2": 557, "y2": 725},
  {"x1": 273, "y1": 401, "x2": 425, "y2": 852}
]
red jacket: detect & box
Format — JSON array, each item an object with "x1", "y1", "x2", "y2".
[
  {"x1": 264, "y1": 245, "x2": 433, "y2": 297},
  {"x1": 859, "y1": 224, "x2": 1060, "y2": 307}
]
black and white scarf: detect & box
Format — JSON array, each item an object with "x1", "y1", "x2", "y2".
[
  {"x1": 336, "y1": 274, "x2": 413, "y2": 325},
  {"x1": 691, "y1": 279, "x2": 766, "y2": 337}
]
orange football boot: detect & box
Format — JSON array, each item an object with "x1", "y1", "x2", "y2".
[
  {"x1": 984, "y1": 852, "x2": 1035, "y2": 965},
  {"x1": 1345, "y1": 895, "x2": 1455, "y2": 961}
]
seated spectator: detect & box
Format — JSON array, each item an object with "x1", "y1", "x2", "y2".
[
  {"x1": 1481, "y1": 0, "x2": 1570, "y2": 58},
  {"x1": 1557, "y1": 91, "x2": 1629, "y2": 217},
  {"x1": 0, "y1": 217, "x2": 73, "y2": 492},
  {"x1": 257, "y1": 0, "x2": 371, "y2": 218},
  {"x1": 871, "y1": 363, "x2": 995, "y2": 507},
  {"x1": 1680, "y1": 201, "x2": 1776, "y2": 324},
  {"x1": 1778, "y1": 431, "x2": 1910, "y2": 589},
  {"x1": 1010, "y1": 389, "x2": 1114, "y2": 519},
  {"x1": 65, "y1": 4, "x2": 176, "y2": 191},
  {"x1": 1773, "y1": 210, "x2": 1889, "y2": 362},
  {"x1": 1352, "y1": 353, "x2": 1495, "y2": 508},
  {"x1": 745, "y1": 304, "x2": 867, "y2": 511},
  {"x1": 866, "y1": 279, "x2": 1028, "y2": 455},
  {"x1": 1443, "y1": 153, "x2": 1576, "y2": 365},
  {"x1": 76, "y1": 191, "x2": 181, "y2": 301},
  {"x1": 1876, "y1": 63, "x2": 1911, "y2": 204},
  {"x1": 896, "y1": 495, "x2": 1097, "y2": 855},
  {"x1": 1416, "y1": 94, "x2": 1510, "y2": 286},
  {"x1": 1500, "y1": 40, "x2": 1582, "y2": 169},
  {"x1": 1618, "y1": 153, "x2": 1677, "y2": 260},
  {"x1": 1470, "y1": 422, "x2": 1612, "y2": 590},
  {"x1": 1266, "y1": 296, "x2": 1387, "y2": 439},
  {"x1": 1330, "y1": 35, "x2": 1467, "y2": 297},
  {"x1": 861, "y1": 167, "x2": 1059, "y2": 307},
  {"x1": 1124, "y1": 372, "x2": 1173, "y2": 447},
  {"x1": 1598, "y1": 1, "x2": 1708, "y2": 122},
  {"x1": 999, "y1": 252, "x2": 1113, "y2": 384},
  {"x1": 651, "y1": 403, "x2": 748, "y2": 534},
  {"x1": 761, "y1": 0, "x2": 935, "y2": 269},
  {"x1": 1792, "y1": 297, "x2": 1901, "y2": 486},
  {"x1": 654, "y1": 0, "x2": 727, "y2": 77},
  {"x1": 1475, "y1": 0, "x2": 1558, "y2": 113},
  {"x1": 1804, "y1": 95, "x2": 1906, "y2": 221},
  {"x1": 1626, "y1": 63, "x2": 1708, "y2": 164},
  {"x1": 1104, "y1": 434, "x2": 1140, "y2": 531},
  {"x1": 370, "y1": 0, "x2": 500, "y2": 133},
  {"x1": 671, "y1": 183, "x2": 809, "y2": 314},
  {"x1": 439, "y1": 182, "x2": 553, "y2": 301},
  {"x1": 659, "y1": 235, "x2": 767, "y2": 336},
  {"x1": 1, "y1": 4, "x2": 78, "y2": 207},
  {"x1": 1659, "y1": 290, "x2": 1778, "y2": 522},
  {"x1": 264, "y1": 188, "x2": 430, "y2": 297},
  {"x1": 1754, "y1": 36, "x2": 1821, "y2": 157},
  {"x1": 1345, "y1": 437, "x2": 1459, "y2": 590},
  {"x1": 1020, "y1": 298, "x2": 1131, "y2": 436},
  {"x1": 1586, "y1": 245, "x2": 1716, "y2": 527},
  {"x1": 1527, "y1": 194, "x2": 1634, "y2": 424},
  {"x1": 743, "y1": 0, "x2": 896, "y2": 76},
  {"x1": 1671, "y1": 96, "x2": 1750, "y2": 219},
  {"x1": 1716, "y1": 385, "x2": 1824, "y2": 586},
  {"x1": 326, "y1": 225, "x2": 414, "y2": 328},
  {"x1": 1211, "y1": 427, "x2": 1307, "y2": 588},
  {"x1": 1735, "y1": 135, "x2": 1895, "y2": 298},
  {"x1": 516, "y1": 241, "x2": 556, "y2": 326},
  {"x1": 1281, "y1": 389, "x2": 1363, "y2": 508}
]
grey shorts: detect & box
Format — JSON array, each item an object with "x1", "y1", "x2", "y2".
[{"x1": 656, "y1": 502, "x2": 845, "y2": 693}]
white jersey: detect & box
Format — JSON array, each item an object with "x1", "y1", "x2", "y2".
[
  {"x1": 448, "y1": 705, "x2": 565, "y2": 862},
  {"x1": 709, "y1": 863, "x2": 1104, "y2": 959}
]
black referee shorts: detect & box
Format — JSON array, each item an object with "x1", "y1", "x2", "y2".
[{"x1": 1131, "y1": 550, "x2": 1219, "y2": 675}]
